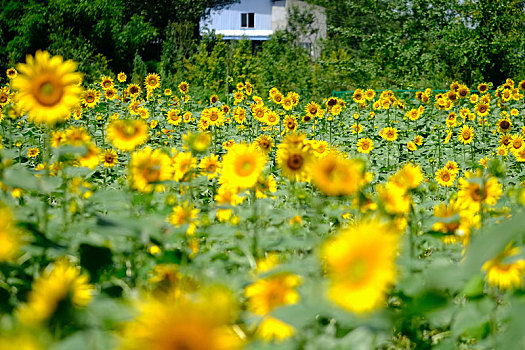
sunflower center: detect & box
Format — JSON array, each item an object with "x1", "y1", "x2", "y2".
[
  {"x1": 236, "y1": 157, "x2": 255, "y2": 177},
  {"x1": 463, "y1": 131, "x2": 471, "y2": 140},
  {"x1": 345, "y1": 256, "x2": 369, "y2": 284},
  {"x1": 124, "y1": 124, "x2": 137, "y2": 137},
  {"x1": 471, "y1": 185, "x2": 484, "y2": 201},
  {"x1": 287, "y1": 154, "x2": 304, "y2": 170},
  {"x1": 35, "y1": 77, "x2": 64, "y2": 107},
  {"x1": 0, "y1": 94, "x2": 7, "y2": 103},
  {"x1": 513, "y1": 140, "x2": 522, "y2": 149},
  {"x1": 500, "y1": 120, "x2": 510, "y2": 130},
  {"x1": 442, "y1": 173, "x2": 450, "y2": 182}
]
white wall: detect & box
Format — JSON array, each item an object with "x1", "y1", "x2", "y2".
[{"x1": 200, "y1": 0, "x2": 273, "y2": 32}]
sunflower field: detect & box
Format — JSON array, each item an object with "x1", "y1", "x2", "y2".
[{"x1": 1, "y1": 51, "x2": 525, "y2": 349}]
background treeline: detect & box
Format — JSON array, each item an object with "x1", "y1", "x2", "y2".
[{"x1": 1, "y1": 0, "x2": 524, "y2": 98}]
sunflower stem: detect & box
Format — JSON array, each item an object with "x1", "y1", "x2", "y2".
[{"x1": 251, "y1": 189, "x2": 259, "y2": 259}]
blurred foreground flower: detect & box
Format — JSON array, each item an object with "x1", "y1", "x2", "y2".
[
  {"x1": 12, "y1": 50, "x2": 82, "y2": 125},
  {"x1": 17, "y1": 259, "x2": 94, "y2": 325},
  {"x1": 482, "y1": 243, "x2": 525, "y2": 290},
  {"x1": 320, "y1": 219, "x2": 399, "y2": 313},
  {"x1": 119, "y1": 286, "x2": 243, "y2": 350}
]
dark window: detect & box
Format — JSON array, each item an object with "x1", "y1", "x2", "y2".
[{"x1": 241, "y1": 13, "x2": 255, "y2": 28}]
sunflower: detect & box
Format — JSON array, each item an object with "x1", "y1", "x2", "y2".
[
  {"x1": 199, "y1": 154, "x2": 221, "y2": 179},
  {"x1": 390, "y1": 163, "x2": 423, "y2": 190},
  {"x1": 283, "y1": 115, "x2": 298, "y2": 133},
  {"x1": 166, "y1": 109, "x2": 182, "y2": 126},
  {"x1": 215, "y1": 185, "x2": 244, "y2": 207},
  {"x1": 447, "y1": 90, "x2": 458, "y2": 103},
  {"x1": 432, "y1": 198, "x2": 478, "y2": 245},
  {"x1": 100, "y1": 76, "x2": 114, "y2": 90},
  {"x1": 169, "y1": 202, "x2": 199, "y2": 235},
  {"x1": 271, "y1": 91, "x2": 283, "y2": 104},
  {"x1": 357, "y1": 137, "x2": 374, "y2": 154},
  {"x1": 458, "y1": 125, "x2": 474, "y2": 144},
  {"x1": 81, "y1": 88, "x2": 101, "y2": 108},
  {"x1": 78, "y1": 142, "x2": 100, "y2": 169},
  {"x1": 183, "y1": 111, "x2": 193, "y2": 123},
  {"x1": 255, "y1": 135, "x2": 274, "y2": 154},
  {"x1": 210, "y1": 94, "x2": 219, "y2": 104},
  {"x1": 510, "y1": 134, "x2": 525, "y2": 153},
  {"x1": 183, "y1": 132, "x2": 211, "y2": 153},
  {"x1": 65, "y1": 126, "x2": 91, "y2": 146},
  {"x1": 0, "y1": 87, "x2": 10, "y2": 106},
  {"x1": 377, "y1": 182, "x2": 411, "y2": 215},
  {"x1": 11, "y1": 50, "x2": 82, "y2": 125},
  {"x1": 234, "y1": 91, "x2": 246, "y2": 105},
  {"x1": 17, "y1": 259, "x2": 94, "y2": 324},
  {"x1": 482, "y1": 243, "x2": 525, "y2": 290},
  {"x1": 457, "y1": 175, "x2": 502, "y2": 211},
  {"x1": 474, "y1": 102, "x2": 490, "y2": 117},
  {"x1": 446, "y1": 112, "x2": 457, "y2": 128},
  {"x1": 281, "y1": 96, "x2": 294, "y2": 111},
  {"x1": 245, "y1": 272, "x2": 301, "y2": 316},
  {"x1": 496, "y1": 117, "x2": 512, "y2": 133},
  {"x1": 220, "y1": 143, "x2": 267, "y2": 189},
  {"x1": 305, "y1": 102, "x2": 321, "y2": 119},
  {"x1": 233, "y1": 107, "x2": 247, "y2": 124},
  {"x1": 256, "y1": 316, "x2": 295, "y2": 343},
  {"x1": 100, "y1": 149, "x2": 118, "y2": 168},
  {"x1": 178, "y1": 81, "x2": 189, "y2": 94},
  {"x1": 255, "y1": 175, "x2": 277, "y2": 199},
  {"x1": 277, "y1": 139, "x2": 313, "y2": 182},
  {"x1": 312, "y1": 153, "x2": 365, "y2": 196},
  {"x1": 172, "y1": 152, "x2": 197, "y2": 182},
  {"x1": 126, "y1": 83, "x2": 141, "y2": 97},
  {"x1": 6, "y1": 67, "x2": 17, "y2": 79},
  {"x1": 310, "y1": 140, "x2": 329, "y2": 158},
  {"x1": 27, "y1": 147, "x2": 40, "y2": 158},
  {"x1": 435, "y1": 168, "x2": 456, "y2": 187},
  {"x1": 201, "y1": 107, "x2": 225, "y2": 126},
  {"x1": 414, "y1": 135, "x2": 424, "y2": 146},
  {"x1": 129, "y1": 147, "x2": 172, "y2": 193},
  {"x1": 264, "y1": 111, "x2": 280, "y2": 126},
  {"x1": 444, "y1": 160, "x2": 459, "y2": 174},
  {"x1": 119, "y1": 288, "x2": 242, "y2": 350},
  {"x1": 477, "y1": 83, "x2": 489, "y2": 94},
  {"x1": 117, "y1": 72, "x2": 127, "y2": 82},
  {"x1": 106, "y1": 119, "x2": 149, "y2": 152},
  {"x1": 381, "y1": 127, "x2": 398, "y2": 142},
  {"x1": 320, "y1": 219, "x2": 399, "y2": 313},
  {"x1": 407, "y1": 141, "x2": 417, "y2": 151},
  {"x1": 104, "y1": 87, "x2": 117, "y2": 100},
  {"x1": 499, "y1": 134, "x2": 512, "y2": 148},
  {"x1": 0, "y1": 204, "x2": 21, "y2": 263},
  {"x1": 352, "y1": 89, "x2": 365, "y2": 104},
  {"x1": 405, "y1": 109, "x2": 419, "y2": 121},
  {"x1": 144, "y1": 73, "x2": 161, "y2": 90},
  {"x1": 457, "y1": 84, "x2": 470, "y2": 98}
]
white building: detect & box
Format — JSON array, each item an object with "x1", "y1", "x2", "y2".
[{"x1": 200, "y1": 0, "x2": 326, "y2": 53}]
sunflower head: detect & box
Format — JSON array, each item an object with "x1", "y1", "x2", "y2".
[
  {"x1": 12, "y1": 50, "x2": 82, "y2": 125},
  {"x1": 144, "y1": 73, "x2": 161, "y2": 90},
  {"x1": 220, "y1": 143, "x2": 267, "y2": 190}
]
